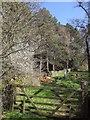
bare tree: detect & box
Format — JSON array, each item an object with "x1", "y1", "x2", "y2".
[{"x1": 77, "y1": 1, "x2": 90, "y2": 73}]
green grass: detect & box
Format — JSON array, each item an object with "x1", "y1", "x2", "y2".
[
  {"x1": 3, "y1": 71, "x2": 90, "y2": 119},
  {"x1": 51, "y1": 73, "x2": 64, "y2": 79},
  {"x1": 41, "y1": 81, "x2": 57, "y2": 87},
  {"x1": 41, "y1": 71, "x2": 90, "y2": 91},
  {"x1": 69, "y1": 71, "x2": 90, "y2": 80},
  {"x1": 25, "y1": 87, "x2": 55, "y2": 97},
  {"x1": 4, "y1": 111, "x2": 47, "y2": 120}
]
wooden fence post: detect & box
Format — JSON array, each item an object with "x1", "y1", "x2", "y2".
[
  {"x1": 69, "y1": 105, "x2": 72, "y2": 119},
  {"x1": 81, "y1": 81, "x2": 88, "y2": 118},
  {"x1": 11, "y1": 84, "x2": 17, "y2": 112},
  {"x1": 20, "y1": 99, "x2": 25, "y2": 113},
  {"x1": 22, "y1": 96, "x2": 25, "y2": 113},
  {"x1": 20, "y1": 85, "x2": 26, "y2": 113},
  {"x1": 11, "y1": 84, "x2": 15, "y2": 112},
  {"x1": 4, "y1": 84, "x2": 14, "y2": 111}
]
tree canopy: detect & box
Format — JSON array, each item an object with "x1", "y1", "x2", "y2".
[{"x1": 1, "y1": 2, "x2": 86, "y2": 84}]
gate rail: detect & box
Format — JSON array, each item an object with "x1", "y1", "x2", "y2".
[{"x1": 11, "y1": 81, "x2": 88, "y2": 118}]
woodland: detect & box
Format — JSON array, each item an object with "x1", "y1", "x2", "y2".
[{"x1": 0, "y1": 2, "x2": 90, "y2": 119}]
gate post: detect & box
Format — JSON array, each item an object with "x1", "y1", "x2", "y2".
[
  {"x1": 81, "y1": 81, "x2": 88, "y2": 118},
  {"x1": 4, "y1": 84, "x2": 14, "y2": 111},
  {"x1": 11, "y1": 84, "x2": 16, "y2": 112}
]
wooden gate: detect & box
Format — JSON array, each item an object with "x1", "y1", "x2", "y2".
[{"x1": 11, "y1": 83, "x2": 87, "y2": 118}]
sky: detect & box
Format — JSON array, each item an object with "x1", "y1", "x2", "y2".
[{"x1": 41, "y1": 2, "x2": 86, "y2": 25}]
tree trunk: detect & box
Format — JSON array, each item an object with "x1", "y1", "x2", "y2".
[
  {"x1": 40, "y1": 56, "x2": 42, "y2": 73},
  {"x1": 53, "y1": 55, "x2": 55, "y2": 71},
  {"x1": 66, "y1": 60, "x2": 68, "y2": 70},
  {"x1": 53, "y1": 64, "x2": 55, "y2": 71},
  {"x1": 86, "y1": 38, "x2": 90, "y2": 75},
  {"x1": 87, "y1": 6, "x2": 90, "y2": 75},
  {"x1": 0, "y1": 3, "x2": 2, "y2": 118},
  {"x1": 4, "y1": 84, "x2": 14, "y2": 111},
  {"x1": 46, "y1": 56, "x2": 49, "y2": 72},
  {"x1": 81, "y1": 81, "x2": 88, "y2": 118}
]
